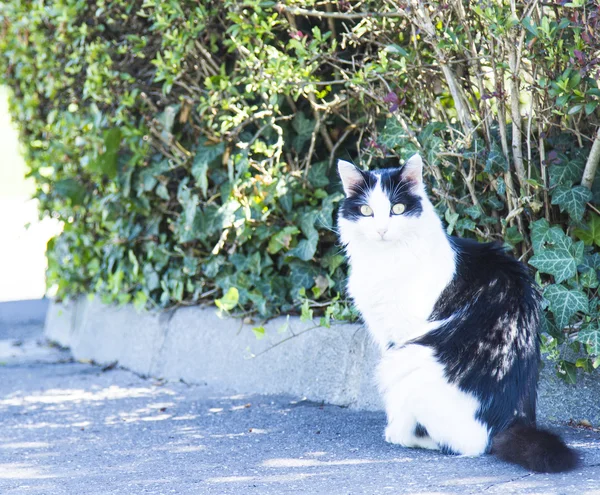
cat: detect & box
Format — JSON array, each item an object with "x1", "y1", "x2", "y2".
[{"x1": 336, "y1": 154, "x2": 579, "y2": 472}]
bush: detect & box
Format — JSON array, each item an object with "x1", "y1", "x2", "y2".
[{"x1": 1, "y1": 0, "x2": 600, "y2": 378}]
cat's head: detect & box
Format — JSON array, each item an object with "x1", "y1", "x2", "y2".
[{"x1": 337, "y1": 154, "x2": 433, "y2": 245}]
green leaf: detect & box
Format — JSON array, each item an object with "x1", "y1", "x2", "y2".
[
  {"x1": 544, "y1": 227, "x2": 583, "y2": 266},
  {"x1": 307, "y1": 161, "x2": 330, "y2": 188},
  {"x1": 252, "y1": 326, "x2": 266, "y2": 340},
  {"x1": 445, "y1": 209, "x2": 459, "y2": 235},
  {"x1": 568, "y1": 71, "x2": 582, "y2": 89},
  {"x1": 580, "y1": 268, "x2": 599, "y2": 289},
  {"x1": 267, "y1": 226, "x2": 300, "y2": 254},
  {"x1": 581, "y1": 252, "x2": 600, "y2": 273},
  {"x1": 292, "y1": 112, "x2": 315, "y2": 150},
  {"x1": 529, "y1": 248, "x2": 578, "y2": 283},
  {"x1": 300, "y1": 299, "x2": 313, "y2": 321},
  {"x1": 576, "y1": 357, "x2": 594, "y2": 373},
  {"x1": 289, "y1": 261, "x2": 316, "y2": 289},
  {"x1": 585, "y1": 101, "x2": 598, "y2": 116},
  {"x1": 557, "y1": 360, "x2": 577, "y2": 384},
  {"x1": 522, "y1": 16, "x2": 538, "y2": 36},
  {"x1": 544, "y1": 285, "x2": 588, "y2": 329},
  {"x1": 380, "y1": 117, "x2": 415, "y2": 154},
  {"x1": 574, "y1": 213, "x2": 600, "y2": 247},
  {"x1": 549, "y1": 159, "x2": 584, "y2": 187},
  {"x1": 277, "y1": 315, "x2": 290, "y2": 334},
  {"x1": 464, "y1": 205, "x2": 483, "y2": 220},
  {"x1": 551, "y1": 185, "x2": 592, "y2": 221},
  {"x1": 577, "y1": 324, "x2": 600, "y2": 355},
  {"x1": 484, "y1": 141, "x2": 508, "y2": 173},
  {"x1": 89, "y1": 128, "x2": 122, "y2": 178},
  {"x1": 215, "y1": 287, "x2": 239, "y2": 311},
  {"x1": 505, "y1": 225, "x2": 524, "y2": 247},
  {"x1": 531, "y1": 218, "x2": 550, "y2": 253},
  {"x1": 157, "y1": 104, "x2": 180, "y2": 136},
  {"x1": 288, "y1": 211, "x2": 319, "y2": 260},
  {"x1": 385, "y1": 44, "x2": 409, "y2": 56},
  {"x1": 192, "y1": 142, "x2": 224, "y2": 198},
  {"x1": 287, "y1": 236, "x2": 318, "y2": 261},
  {"x1": 54, "y1": 178, "x2": 86, "y2": 205}
]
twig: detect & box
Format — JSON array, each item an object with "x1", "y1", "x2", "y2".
[
  {"x1": 275, "y1": 3, "x2": 407, "y2": 20},
  {"x1": 329, "y1": 124, "x2": 356, "y2": 168},
  {"x1": 249, "y1": 324, "x2": 320, "y2": 359},
  {"x1": 408, "y1": 0, "x2": 474, "y2": 139}
]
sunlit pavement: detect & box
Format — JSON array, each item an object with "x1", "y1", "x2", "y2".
[{"x1": 0, "y1": 326, "x2": 599, "y2": 495}]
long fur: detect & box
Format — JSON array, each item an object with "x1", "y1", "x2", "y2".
[
  {"x1": 491, "y1": 423, "x2": 579, "y2": 472},
  {"x1": 337, "y1": 156, "x2": 579, "y2": 473}
]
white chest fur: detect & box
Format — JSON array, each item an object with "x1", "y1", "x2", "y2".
[{"x1": 345, "y1": 228, "x2": 456, "y2": 351}]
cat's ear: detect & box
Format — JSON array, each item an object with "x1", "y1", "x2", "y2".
[
  {"x1": 338, "y1": 160, "x2": 364, "y2": 196},
  {"x1": 402, "y1": 154, "x2": 423, "y2": 184}
]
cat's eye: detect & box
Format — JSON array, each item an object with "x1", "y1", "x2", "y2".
[
  {"x1": 359, "y1": 205, "x2": 373, "y2": 216},
  {"x1": 392, "y1": 203, "x2": 406, "y2": 215}
]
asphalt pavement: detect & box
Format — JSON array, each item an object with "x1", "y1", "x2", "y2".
[{"x1": 1, "y1": 325, "x2": 599, "y2": 495}]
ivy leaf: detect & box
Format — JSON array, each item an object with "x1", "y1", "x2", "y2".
[
  {"x1": 557, "y1": 360, "x2": 577, "y2": 384},
  {"x1": 287, "y1": 234, "x2": 318, "y2": 261},
  {"x1": 292, "y1": 112, "x2": 315, "y2": 150},
  {"x1": 577, "y1": 325, "x2": 600, "y2": 355},
  {"x1": 252, "y1": 326, "x2": 266, "y2": 340},
  {"x1": 544, "y1": 285, "x2": 588, "y2": 329},
  {"x1": 267, "y1": 226, "x2": 300, "y2": 254},
  {"x1": 548, "y1": 159, "x2": 584, "y2": 187},
  {"x1": 484, "y1": 140, "x2": 508, "y2": 173},
  {"x1": 215, "y1": 287, "x2": 239, "y2": 311},
  {"x1": 307, "y1": 161, "x2": 330, "y2": 188},
  {"x1": 464, "y1": 205, "x2": 483, "y2": 220},
  {"x1": 289, "y1": 261, "x2": 316, "y2": 289},
  {"x1": 300, "y1": 299, "x2": 314, "y2": 321},
  {"x1": 192, "y1": 142, "x2": 224, "y2": 198},
  {"x1": 379, "y1": 118, "x2": 410, "y2": 151},
  {"x1": 551, "y1": 185, "x2": 592, "y2": 221},
  {"x1": 530, "y1": 218, "x2": 550, "y2": 253},
  {"x1": 574, "y1": 213, "x2": 600, "y2": 247},
  {"x1": 529, "y1": 248, "x2": 578, "y2": 283},
  {"x1": 581, "y1": 252, "x2": 600, "y2": 272},
  {"x1": 445, "y1": 209, "x2": 459, "y2": 235},
  {"x1": 505, "y1": 225, "x2": 524, "y2": 248},
  {"x1": 580, "y1": 268, "x2": 599, "y2": 289},
  {"x1": 544, "y1": 226, "x2": 583, "y2": 264},
  {"x1": 288, "y1": 211, "x2": 319, "y2": 260}
]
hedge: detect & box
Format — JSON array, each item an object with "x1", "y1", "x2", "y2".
[{"x1": 1, "y1": 0, "x2": 600, "y2": 379}]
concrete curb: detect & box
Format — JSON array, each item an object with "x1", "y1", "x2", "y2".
[
  {"x1": 0, "y1": 298, "x2": 49, "y2": 326},
  {"x1": 45, "y1": 298, "x2": 600, "y2": 424}
]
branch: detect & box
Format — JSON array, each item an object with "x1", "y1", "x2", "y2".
[
  {"x1": 275, "y1": 3, "x2": 407, "y2": 20},
  {"x1": 581, "y1": 129, "x2": 600, "y2": 190},
  {"x1": 506, "y1": 32, "x2": 527, "y2": 187},
  {"x1": 409, "y1": 0, "x2": 474, "y2": 138}
]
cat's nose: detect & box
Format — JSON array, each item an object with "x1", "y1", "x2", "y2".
[{"x1": 377, "y1": 228, "x2": 388, "y2": 238}]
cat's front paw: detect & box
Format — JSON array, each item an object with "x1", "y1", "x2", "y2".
[{"x1": 384, "y1": 424, "x2": 409, "y2": 446}]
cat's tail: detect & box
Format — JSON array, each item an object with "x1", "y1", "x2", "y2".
[{"x1": 491, "y1": 423, "x2": 579, "y2": 473}]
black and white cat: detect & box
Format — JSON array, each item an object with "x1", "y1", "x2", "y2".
[{"x1": 337, "y1": 154, "x2": 578, "y2": 472}]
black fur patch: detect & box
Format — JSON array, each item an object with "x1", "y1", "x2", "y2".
[
  {"x1": 379, "y1": 168, "x2": 423, "y2": 217},
  {"x1": 338, "y1": 167, "x2": 423, "y2": 220},
  {"x1": 414, "y1": 237, "x2": 541, "y2": 438},
  {"x1": 439, "y1": 443, "x2": 460, "y2": 456},
  {"x1": 491, "y1": 424, "x2": 579, "y2": 472},
  {"x1": 414, "y1": 423, "x2": 429, "y2": 438}
]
